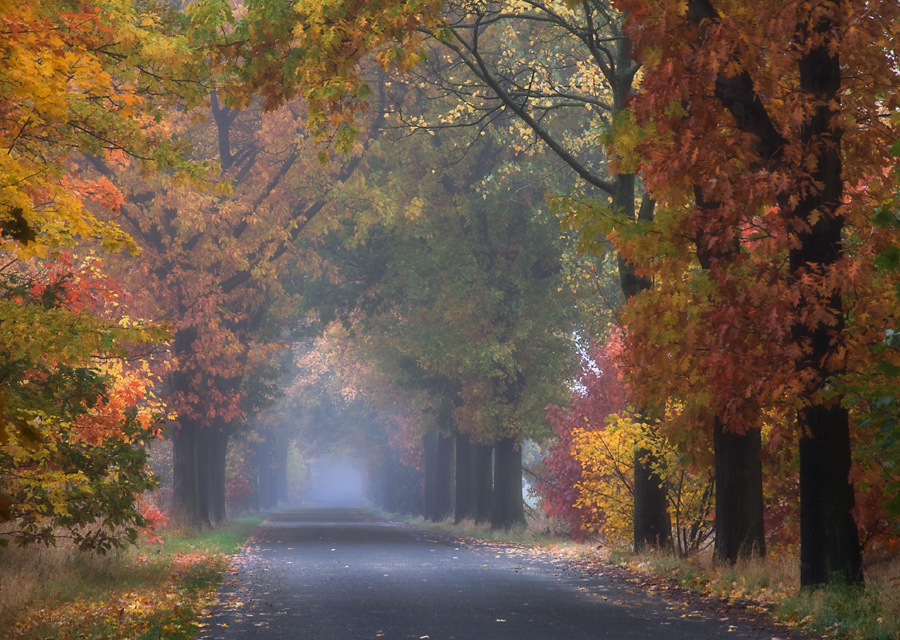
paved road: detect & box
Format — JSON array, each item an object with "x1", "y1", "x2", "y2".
[{"x1": 199, "y1": 508, "x2": 798, "y2": 640}]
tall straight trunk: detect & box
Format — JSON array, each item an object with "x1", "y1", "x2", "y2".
[
  {"x1": 455, "y1": 433, "x2": 475, "y2": 523},
  {"x1": 609, "y1": 33, "x2": 669, "y2": 552},
  {"x1": 423, "y1": 430, "x2": 438, "y2": 521},
  {"x1": 491, "y1": 437, "x2": 525, "y2": 530},
  {"x1": 172, "y1": 420, "x2": 212, "y2": 530},
  {"x1": 800, "y1": 405, "x2": 861, "y2": 584},
  {"x1": 473, "y1": 442, "x2": 493, "y2": 524},
  {"x1": 714, "y1": 420, "x2": 765, "y2": 562},
  {"x1": 694, "y1": 207, "x2": 766, "y2": 564},
  {"x1": 275, "y1": 437, "x2": 289, "y2": 504},
  {"x1": 208, "y1": 427, "x2": 229, "y2": 524},
  {"x1": 435, "y1": 432, "x2": 454, "y2": 521},
  {"x1": 256, "y1": 436, "x2": 276, "y2": 510},
  {"x1": 247, "y1": 439, "x2": 260, "y2": 513},
  {"x1": 793, "y1": 6, "x2": 861, "y2": 586},
  {"x1": 170, "y1": 327, "x2": 210, "y2": 528},
  {"x1": 633, "y1": 446, "x2": 670, "y2": 551},
  {"x1": 172, "y1": 419, "x2": 204, "y2": 528}
]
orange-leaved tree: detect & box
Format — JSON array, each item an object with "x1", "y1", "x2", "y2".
[
  {"x1": 90, "y1": 87, "x2": 386, "y2": 526},
  {"x1": 0, "y1": 0, "x2": 207, "y2": 259},
  {"x1": 0, "y1": 253, "x2": 166, "y2": 550},
  {"x1": 612, "y1": 0, "x2": 900, "y2": 584}
]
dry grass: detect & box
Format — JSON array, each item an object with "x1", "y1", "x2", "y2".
[
  {"x1": 622, "y1": 547, "x2": 900, "y2": 640},
  {"x1": 0, "y1": 537, "x2": 138, "y2": 627},
  {"x1": 0, "y1": 516, "x2": 263, "y2": 639},
  {"x1": 372, "y1": 509, "x2": 579, "y2": 546}
]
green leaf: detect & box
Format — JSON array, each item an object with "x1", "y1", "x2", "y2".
[
  {"x1": 875, "y1": 246, "x2": 900, "y2": 272},
  {"x1": 873, "y1": 205, "x2": 899, "y2": 228},
  {"x1": 875, "y1": 361, "x2": 900, "y2": 376}
]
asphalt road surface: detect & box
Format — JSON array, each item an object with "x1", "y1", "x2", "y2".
[{"x1": 199, "y1": 508, "x2": 801, "y2": 640}]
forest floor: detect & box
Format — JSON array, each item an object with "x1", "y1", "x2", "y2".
[{"x1": 380, "y1": 511, "x2": 900, "y2": 640}]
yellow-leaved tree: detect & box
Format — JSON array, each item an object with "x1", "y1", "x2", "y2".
[
  {"x1": 573, "y1": 411, "x2": 715, "y2": 556},
  {"x1": 0, "y1": 0, "x2": 203, "y2": 258}
]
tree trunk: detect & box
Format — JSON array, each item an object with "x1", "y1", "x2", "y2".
[
  {"x1": 799, "y1": 405, "x2": 862, "y2": 585},
  {"x1": 491, "y1": 437, "x2": 525, "y2": 530},
  {"x1": 793, "y1": 8, "x2": 862, "y2": 586},
  {"x1": 246, "y1": 439, "x2": 260, "y2": 513},
  {"x1": 473, "y1": 442, "x2": 493, "y2": 524},
  {"x1": 454, "y1": 433, "x2": 475, "y2": 523},
  {"x1": 172, "y1": 419, "x2": 200, "y2": 528},
  {"x1": 423, "y1": 430, "x2": 438, "y2": 521},
  {"x1": 633, "y1": 446, "x2": 670, "y2": 551},
  {"x1": 256, "y1": 436, "x2": 277, "y2": 510},
  {"x1": 172, "y1": 418, "x2": 212, "y2": 529},
  {"x1": 714, "y1": 420, "x2": 765, "y2": 562},
  {"x1": 435, "y1": 432, "x2": 454, "y2": 521},
  {"x1": 208, "y1": 427, "x2": 229, "y2": 524},
  {"x1": 614, "y1": 172, "x2": 667, "y2": 550},
  {"x1": 275, "y1": 436, "x2": 289, "y2": 504}
]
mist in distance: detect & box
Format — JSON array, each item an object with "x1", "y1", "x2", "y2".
[{"x1": 305, "y1": 457, "x2": 367, "y2": 506}]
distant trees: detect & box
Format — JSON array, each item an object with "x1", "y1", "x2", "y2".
[{"x1": 288, "y1": 121, "x2": 581, "y2": 528}]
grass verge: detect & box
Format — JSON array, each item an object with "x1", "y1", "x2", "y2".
[
  {"x1": 370, "y1": 509, "x2": 576, "y2": 546},
  {"x1": 2, "y1": 515, "x2": 264, "y2": 640},
  {"x1": 622, "y1": 549, "x2": 900, "y2": 640}
]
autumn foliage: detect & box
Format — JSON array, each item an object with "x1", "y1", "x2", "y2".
[
  {"x1": 0, "y1": 254, "x2": 165, "y2": 550},
  {"x1": 539, "y1": 334, "x2": 626, "y2": 539}
]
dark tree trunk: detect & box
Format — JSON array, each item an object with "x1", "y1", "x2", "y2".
[
  {"x1": 693, "y1": 198, "x2": 765, "y2": 563},
  {"x1": 423, "y1": 430, "x2": 438, "y2": 521},
  {"x1": 256, "y1": 436, "x2": 277, "y2": 510},
  {"x1": 275, "y1": 437, "x2": 289, "y2": 504},
  {"x1": 614, "y1": 178, "x2": 668, "y2": 551},
  {"x1": 172, "y1": 418, "x2": 213, "y2": 529},
  {"x1": 633, "y1": 447, "x2": 670, "y2": 551},
  {"x1": 491, "y1": 437, "x2": 525, "y2": 530},
  {"x1": 208, "y1": 427, "x2": 229, "y2": 524},
  {"x1": 473, "y1": 442, "x2": 493, "y2": 524},
  {"x1": 792, "y1": 8, "x2": 862, "y2": 586},
  {"x1": 799, "y1": 405, "x2": 862, "y2": 585},
  {"x1": 454, "y1": 433, "x2": 475, "y2": 523},
  {"x1": 714, "y1": 420, "x2": 765, "y2": 562},
  {"x1": 435, "y1": 432, "x2": 454, "y2": 521},
  {"x1": 195, "y1": 427, "x2": 211, "y2": 528},
  {"x1": 172, "y1": 419, "x2": 202, "y2": 528}
]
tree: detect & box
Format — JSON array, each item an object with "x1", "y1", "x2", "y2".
[
  {"x1": 261, "y1": 0, "x2": 670, "y2": 548},
  {"x1": 540, "y1": 334, "x2": 627, "y2": 539},
  {"x1": 0, "y1": 254, "x2": 165, "y2": 550},
  {"x1": 0, "y1": 0, "x2": 205, "y2": 259},
  {"x1": 285, "y1": 110, "x2": 582, "y2": 528},
  {"x1": 90, "y1": 90, "x2": 383, "y2": 527},
  {"x1": 613, "y1": 0, "x2": 900, "y2": 584}
]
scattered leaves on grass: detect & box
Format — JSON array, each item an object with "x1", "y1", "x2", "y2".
[{"x1": 12, "y1": 551, "x2": 228, "y2": 639}]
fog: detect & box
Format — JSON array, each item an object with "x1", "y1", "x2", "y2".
[{"x1": 305, "y1": 457, "x2": 367, "y2": 506}]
